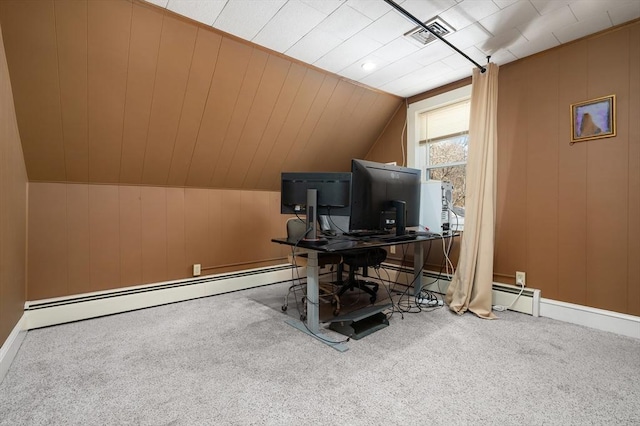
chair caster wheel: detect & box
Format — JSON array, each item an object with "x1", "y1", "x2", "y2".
[
  {"x1": 333, "y1": 308, "x2": 340, "y2": 316},
  {"x1": 281, "y1": 305, "x2": 287, "y2": 312},
  {"x1": 300, "y1": 314, "x2": 306, "y2": 321}
]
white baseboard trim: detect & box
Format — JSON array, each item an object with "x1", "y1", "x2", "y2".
[
  {"x1": 540, "y1": 298, "x2": 640, "y2": 340},
  {"x1": 0, "y1": 313, "x2": 27, "y2": 383},
  {"x1": 24, "y1": 264, "x2": 301, "y2": 330}
]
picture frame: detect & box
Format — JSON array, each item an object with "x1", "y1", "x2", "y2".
[{"x1": 570, "y1": 95, "x2": 616, "y2": 144}]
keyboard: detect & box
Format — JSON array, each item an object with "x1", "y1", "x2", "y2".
[
  {"x1": 343, "y1": 230, "x2": 389, "y2": 238},
  {"x1": 375, "y1": 233, "x2": 417, "y2": 242}
]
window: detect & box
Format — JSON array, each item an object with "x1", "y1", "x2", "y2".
[
  {"x1": 406, "y1": 85, "x2": 471, "y2": 230},
  {"x1": 418, "y1": 99, "x2": 470, "y2": 211}
]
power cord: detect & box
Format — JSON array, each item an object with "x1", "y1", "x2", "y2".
[{"x1": 492, "y1": 278, "x2": 525, "y2": 312}]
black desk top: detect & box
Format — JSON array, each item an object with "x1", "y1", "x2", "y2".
[{"x1": 271, "y1": 232, "x2": 454, "y2": 253}]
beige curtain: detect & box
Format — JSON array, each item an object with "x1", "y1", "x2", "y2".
[{"x1": 445, "y1": 63, "x2": 499, "y2": 319}]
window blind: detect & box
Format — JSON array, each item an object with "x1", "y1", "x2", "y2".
[{"x1": 418, "y1": 100, "x2": 470, "y2": 144}]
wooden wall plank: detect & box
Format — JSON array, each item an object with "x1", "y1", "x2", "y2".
[
  {"x1": 141, "y1": 15, "x2": 197, "y2": 185},
  {"x1": 166, "y1": 187, "x2": 186, "y2": 279},
  {"x1": 87, "y1": 0, "x2": 131, "y2": 183},
  {"x1": 585, "y1": 29, "x2": 630, "y2": 312},
  {"x1": 167, "y1": 29, "x2": 222, "y2": 186},
  {"x1": 55, "y1": 0, "x2": 89, "y2": 182},
  {"x1": 0, "y1": 0, "x2": 65, "y2": 181},
  {"x1": 494, "y1": 60, "x2": 528, "y2": 282},
  {"x1": 302, "y1": 80, "x2": 357, "y2": 171},
  {"x1": 140, "y1": 186, "x2": 167, "y2": 284},
  {"x1": 184, "y1": 188, "x2": 212, "y2": 270},
  {"x1": 186, "y1": 38, "x2": 253, "y2": 187},
  {"x1": 66, "y1": 184, "x2": 90, "y2": 296},
  {"x1": 119, "y1": 185, "x2": 143, "y2": 287},
  {"x1": 243, "y1": 62, "x2": 306, "y2": 189},
  {"x1": 89, "y1": 185, "x2": 120, "y2": 292},
  {"x1": 27, "y1": 183, "x2": 67, "y2": 299},
  {"x1": 217, "y1": 190, "x2": 241, "y2": 266},
  {"x1": 279, "y1": 75, "x2": 338, "y2": 175},
  {"x1": 225, "y1": 55, "x2": 291, "y2": 188},
  {"x1": 628, "y1": 25, "x2": 640, "y2": 316},
  {"x1": 557, "y1": 40, "x2": 588, "y2": 305},
  {"x1": 525, "y1": 52, "x2": 560, "y2": 300},
  {"x1": 120, "y1": 3, "x2": 163, "y2": 184},
  {"x1": 209, "y1": 49, "x2": 269, "y2": 187}
]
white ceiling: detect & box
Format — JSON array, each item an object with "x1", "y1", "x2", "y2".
[{"x1": 144, "y1": 0, "x2": 640, "y2": 98}]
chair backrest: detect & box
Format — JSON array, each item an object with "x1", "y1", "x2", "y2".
[{"x1": 286, "y1": 218, "x2": 307, "y2": 241}]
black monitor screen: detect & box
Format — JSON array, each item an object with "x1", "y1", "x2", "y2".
[
  {"x1": 280, "y1": 172, "x2": 352, "y2": 217},
  {"x1": 349, "y1": 159, "x2": 421, "y2": 235}
]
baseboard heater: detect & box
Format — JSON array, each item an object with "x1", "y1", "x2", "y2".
[
  {"x1": 378, "y1": 263, "x2": 541, "y2": 316},
  {"x1": 24, "y1": 264, "x2": 303, "y2": 330}
]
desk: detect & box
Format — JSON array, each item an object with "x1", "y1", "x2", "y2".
[{"x1": 272, "y1": 233, "x2": 442, "y2": 350}]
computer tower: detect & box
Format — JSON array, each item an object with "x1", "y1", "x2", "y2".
[{"x1": 420, "y1": 181, "x2": 452, "y2": 234}]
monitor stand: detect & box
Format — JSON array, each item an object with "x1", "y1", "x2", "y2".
[{"x1": 302, "y1": 189, "x2": 327, "y2": 245}]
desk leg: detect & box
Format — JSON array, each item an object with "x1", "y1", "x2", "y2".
[
  {"x1": 305, "y1": 251, "x2": 320, "y2": 334},
  {"x1": 413, "y1": 241, "x2": 424, "y2": 297},
  {"x1": 284, "y1": 250, "x2": 348, "y2": 352}
]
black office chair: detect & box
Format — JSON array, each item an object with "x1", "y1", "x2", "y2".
[{"x1": 336, "y1": 247, "x2": 387, "y2": 304}]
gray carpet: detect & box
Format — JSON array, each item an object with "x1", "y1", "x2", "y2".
[{"x1": 1, "y1": 282, "x2": 639, "y2": 425}]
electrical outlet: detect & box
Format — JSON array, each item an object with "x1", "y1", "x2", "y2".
[
  {"x1": 516, "y1": 271, "x2": 526, "y2": 286},
  {"x1": 390, "y1": 245, "x2": 396, "y2": 254},
  {"x1": 193, "y1": 264, "x2": 201, "y2": 277}
]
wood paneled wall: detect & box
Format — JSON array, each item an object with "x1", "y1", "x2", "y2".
[
  {"x1": 0, "y1": 24, "x2": 27, "y2": 344},
  {"x1": 27, "y1": 182, "x2": 290, "y2": 300},
  {"x1": 377, "y1": 21, "x2": 640, "y2": 316},
  {"x1": 0, "y1": 0, "x2": 402, "y2": 190}
]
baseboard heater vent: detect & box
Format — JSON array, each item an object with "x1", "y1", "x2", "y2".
[
  {"x1": 24, "y1": 264, "x2": 302, "y2": 330},
  {"x1": 378, "y1": 263, "x2": 541, "y2": 316}
]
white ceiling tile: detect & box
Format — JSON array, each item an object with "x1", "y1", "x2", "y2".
[
  {"x1": 553, "y1": 12, "x2": 612, "y2": 44},
  {"x1": 445, "y1": 22, "x2": 493, "y2": 50},
  {"x1": 144, "y1": 0, "x2": 169, "y2": 8},
  {"x1": 372, "y1": 38, "x2": 420, "y2": 62},
  {"x1": 480, "y1": 27, "x2": 527, "y2": 54},
  {"x1": 213, "y1": 0, "x2": 286, "y2": 40},
  {"x1": 399, "y1": 0, "x2": 458, "y2": 22},
  {"x1": 439, "y1": 0, "x2": 500, "y2": 31},
  {"x1": 313, "y1": 33, "x2": 382, "y2": 73},
  {"x1": 252, "y1": 1, "x2": 327, "y2": 52},
  {"x1": 346, "y1": 0, "x2": 392, "y2": 20},
  {"x1": 361, "y1": 57, "x2": 424, "y2": 87},
  {"x1": 285, "y1": 28, "x2": 343, "y2": 64},
  {"x1": 479, "y1": 0, "x2": 540, "y2": 36},
  {"x1": 518, "y1": 5, "x2": 576, "y2": 40},
  {"x1": 529, "y1": 0, "x2": 571, "y2": 15},
  {"x1": 357, "y1": 10, "x2": 416, "y2": 45},
  {"x1": 441, "y1": 46, "x2": 489, "y2": 70},
  {"x1": 485, "y1": 48, "x2": 518, "y2": 65},
  {"x1": 569, "y1": 0, "x2": 626, "y2": 21},
  {"x1": 167, "y1": 0, "x2": 227, "y2": 26},
  {"x1": 492, "y1": 0, "x2": 521, "y2": 9},
  {"x1": 339, "y1": 54, "x2": 391, "y2": 81},
  {"x1": 300, "y1": 0, "x2": 345, "y2": 15},
  {"x1": 316, "y1": 4, "x2": 372, "y2": 41},
  {"x1": 608, "y1": 1, "x2": 640, "y2": 26},
  {"x1": 508, "y1": 32, "x2": 560, "y2": 58},
  {"x1": 408, "y1": 41, "x2": 458, "y2": 66}
]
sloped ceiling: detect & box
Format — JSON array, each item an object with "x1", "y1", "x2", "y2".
[{"x1": 0, "y1": 0, "x2": 402, "y2": 190}]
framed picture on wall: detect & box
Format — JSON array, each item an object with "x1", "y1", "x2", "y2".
[{"x1": 570, "y1": 95, "x2": 616, "y2": 143}]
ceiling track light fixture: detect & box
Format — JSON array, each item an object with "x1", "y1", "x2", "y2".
[{"x1": 383, "y1": 0, "x2": 487, "y2": 73}]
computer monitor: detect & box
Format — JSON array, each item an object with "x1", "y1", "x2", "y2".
[
  {"x1": 280, "y1": 172, "x2": 352, "y2": 243},
  {"x1": 349, "y1": 159, "x2": 421, "y2": 236}
]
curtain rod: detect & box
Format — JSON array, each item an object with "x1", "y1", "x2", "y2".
[{"x1": 383, "y1": 0, "x2": 486, "y2": 73}]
